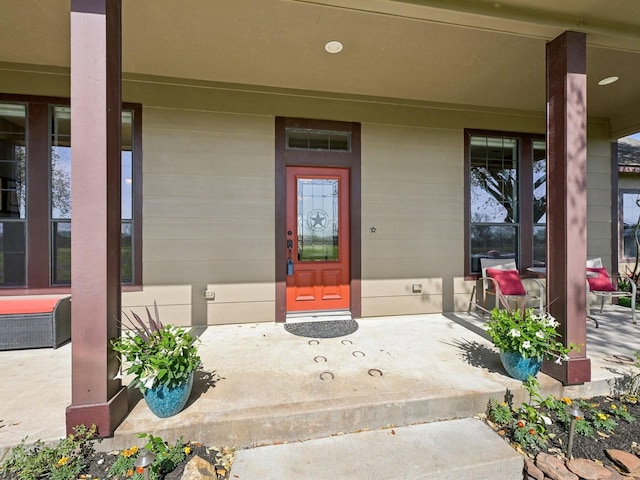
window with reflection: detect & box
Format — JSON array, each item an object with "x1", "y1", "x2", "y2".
[
  {"x1": 0, "y1": 95, "x2": 141, "y2": 289},
  {"x1": 50, "y1": 106, "x2": 137, "y2": 285},
  {"x1": 0, "y1": 103, "x2": 26, "y2": 286},
  {"x1": 466, "y1": 131, "x2": 546, "y2": 275},
  {"x1": 50, "y1": 106, "x2": 72, "y2": 284},
  {"x1": 621, "y1": 189, "x2": 640, "y2": 261},
  {"x1": 532, "y1": 140, "x2": 547, "y2": 267}
]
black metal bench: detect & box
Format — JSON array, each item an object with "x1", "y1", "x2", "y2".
[{"x1": 0, "y1": 296, "x2": 71, "y2": 350}]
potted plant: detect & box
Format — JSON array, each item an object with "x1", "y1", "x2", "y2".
[
  {"x1": 112, "y1": 302, "x2": 202, "y2": 417},
  {"x1": 485, "y1": 294, "x2": 577, "y2": 381}
]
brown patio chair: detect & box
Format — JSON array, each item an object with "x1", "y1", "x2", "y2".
[
  {"x1": 586, "y1": 258, "x2": 636, "y2": 325},
  {"x1": 468, "y1": 258, "x2": 545, "y2": 314}
]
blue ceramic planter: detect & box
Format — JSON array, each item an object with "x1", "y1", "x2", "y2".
[
  {"x1": 143, "y1": 372, "x2": 194, "y2": 418},
  {"x1": 499, "y1": 350, "x2": 543, "y2": 381}
]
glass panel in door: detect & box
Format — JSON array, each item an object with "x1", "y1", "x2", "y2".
[{"x1": 297, "y1": 178, "x2": 339, "y2": 262}]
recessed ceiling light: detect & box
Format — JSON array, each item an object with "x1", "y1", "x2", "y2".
[
  {"x1": 598, "y1": 76, "x2": 619, "y2": 86},
  {"x1": 325, "y1": 41, "x2": 343, "y2": 54}
]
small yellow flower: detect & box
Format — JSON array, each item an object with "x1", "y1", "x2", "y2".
[
  {"x1": 611, "y1": 404, "x2": 617, "y2": 410},
  {"x1": 184, "y1": 446, "x2": 191, "y2": 455},
  {"x1": 122, "y1": 445, "x2": 139, "y2": 458},
  {"x1": 561, "y1": 397, "x2": 572, "y2": 405},
  {"x1": 57, "y1": 456, "x2": 69, "y2": 467},
  {"x1": 597, "y1": 413, "x2": 608, "y2": 420}
]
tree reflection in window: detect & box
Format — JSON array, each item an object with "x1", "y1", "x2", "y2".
[{"x1": 467, "y1": 133, "x2": 547, "y2": 273}]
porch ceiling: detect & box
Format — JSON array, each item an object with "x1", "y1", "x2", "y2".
[{"x1": 2, "y1": 0, "x2": 640, "y2": 136}]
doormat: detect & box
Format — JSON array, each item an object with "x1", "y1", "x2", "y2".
[{"x1": 284, "y1": 320, "x2": 359, "y2": 339}]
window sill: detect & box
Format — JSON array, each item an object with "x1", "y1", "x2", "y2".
[{"x1": 0, "y1": 285, "x2": 143, "y2": 296}]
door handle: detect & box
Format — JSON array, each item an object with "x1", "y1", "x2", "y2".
[{"x1": 287, "y1": 239, "x2": 294, "y2": 275}]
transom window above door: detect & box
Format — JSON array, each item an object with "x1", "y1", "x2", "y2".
[{"x1": 286, "y1": 128, "x2": 351, "y2": 152}]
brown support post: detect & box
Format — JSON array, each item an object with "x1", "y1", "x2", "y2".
[
  {"x1": 66, "y1": 0, "x2": 128, "y2": 437},
  {"x1": 542, "y1": 31, "x2": 591, "y2": 385}
]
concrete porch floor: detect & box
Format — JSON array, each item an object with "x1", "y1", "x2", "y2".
[{"x1": 1, "y1": 307, "x2": 639, "y2": 460}]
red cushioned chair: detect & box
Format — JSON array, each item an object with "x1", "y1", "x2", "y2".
[
  {"x1": 586, "y1": 258, "x2": 636, "y2": 325},
  {"x1": 469, "y1": 258, "x2": 544, "y2": 314}
]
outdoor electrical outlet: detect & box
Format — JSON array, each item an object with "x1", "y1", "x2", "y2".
[{"x1": 203, "y1": 290, "x2": 215, "y2": 300}]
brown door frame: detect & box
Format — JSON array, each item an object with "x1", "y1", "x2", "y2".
[{"x1": 275, "y1": 117, "x2": 361, "y2": 322}]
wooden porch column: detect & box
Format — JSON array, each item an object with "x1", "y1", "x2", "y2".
[
  {"x1": 542, "y1": 31, "x2": 591, "y2": 385},
  {"x1": 65, "y1": 0, "x2": 128, "y2": 437}
]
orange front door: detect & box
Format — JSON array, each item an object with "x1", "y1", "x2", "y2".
[{"x1": 286, "y1": 166, "x2": 350, "y2": 312}]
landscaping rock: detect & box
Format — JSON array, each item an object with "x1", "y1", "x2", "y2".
[
  {"x1": 536, "y1": 452, "x2": 578, "y2": 480},
  {"x1": 604, "y1": 465, "x2": 625, "y2": 480},
  {"x1": 525, "y1": 457, "x2": 545, "y2": 480},
  {"x1": 180, "y1": 455, "x2": 218, "y2": 480},
  {"x1": 605, "y1": 449, "x2": 640, "y2": 474},
  {"x1": 566, "y1": 458, "x2": 612, "y2": 480}
]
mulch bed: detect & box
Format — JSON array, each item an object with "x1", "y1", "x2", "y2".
[
  {"x1": 544, "y1": 396, "x2": 640, "y2": 463},
  {"x1": 84, "y1": 444, "x2": 227, "y2": 480},
  {"x1": 492, "y1": 395, "x2": 640, "y2": 466},
  {"x1": 0, "y1": 443, "x2": 231, "y2": 480}
]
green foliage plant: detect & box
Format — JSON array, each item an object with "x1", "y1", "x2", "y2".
[
  {"x1": 106, "y1": 434, "x2": 191, "y2": 480},
  {"x1": 0, "y1": 424, "x2": 97, "y2": 480},
  {"x1": 512, "y1": 420, "x2": 545, "y2": 450},
  {"x1": 592, "y1": 411, "x2": 618, "y2": 433},
  {"x1": 486, "y1": 377, "x2": 551, "y2": 452},
  {"x1": 487, "y1": 398, "x2": 513, "y2": 425},
  {"x1": 485, "y1": 291, "x2": 577, "y2": 362},
  {"x1": 544, "y1": 396, "x2": 572, "y2": 427},
  {"x1": 111, "y1": 302, "x2": 201, "y2": 393},
  {"x1": 138, "y1": 433, "x2": 188, "y2": 478},
  {"x1": 107, "y1": 444, "x2": 140, "y2": 479},
  {"x1": 573, "y1": 418, "x2": 595, "y2": 438},
  {"x1": 609, "y1": 402, "x2": 636, "y2": 422},
  {"x1": 577, "y1": 399, "x2": 619, "y2": 434}
]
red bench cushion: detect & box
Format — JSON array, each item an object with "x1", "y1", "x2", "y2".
[{"x1": 0, "y1": 298, "x2": 61, "y2": 315}]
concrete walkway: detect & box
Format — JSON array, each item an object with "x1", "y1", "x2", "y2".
[
  {"x1": 231, "y1": 418, "x2": 524, "y2": 480},
  {"x1": 1, "y1": 308, "x2": 639, "y2": 478}
]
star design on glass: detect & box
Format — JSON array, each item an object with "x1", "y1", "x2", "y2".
[{"x1": 307, "y1": 209, "x2": 329, "y2": 230}]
